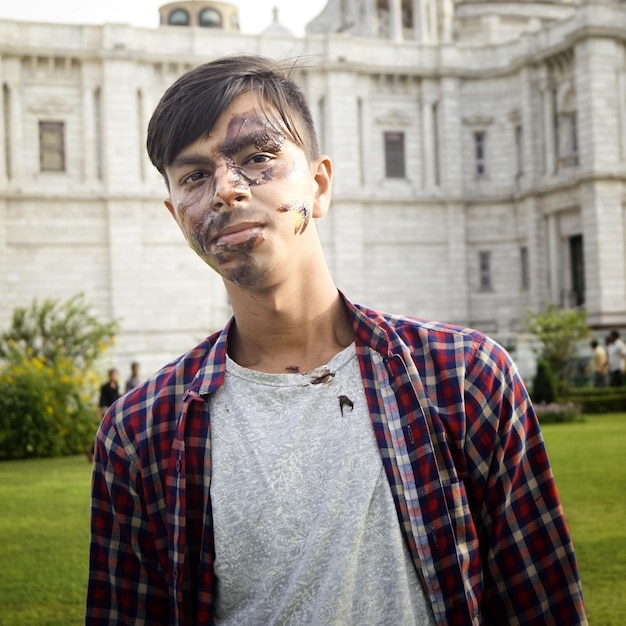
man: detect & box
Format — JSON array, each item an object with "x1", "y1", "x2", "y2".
[
  {"x1": 87, "y1": 55, "x2": 586, "y2": 625},
  {"x1": 606, "y1": 330, "x2": 626, "y2": 387},
  {"x1": 585, "y1": 339, "x2": 607, "y2": 388},
  {"x1": 97, "y1": 368, "x2": 120, "y2": 419},
  {"x1": 124, "y1": 361, "x2": 141, "y2": 393}
]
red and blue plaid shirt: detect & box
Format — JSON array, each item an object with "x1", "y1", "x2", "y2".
[{"x1": 87, "y1": 295, "x2": 587, "y2": 625}]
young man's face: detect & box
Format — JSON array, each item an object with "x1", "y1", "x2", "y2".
[{"x1": 164, "y1": 92, "x2": 332, "y2": 289}]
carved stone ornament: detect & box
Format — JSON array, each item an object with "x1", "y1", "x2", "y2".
[
  {"x1": 375, "y1": 109, "x2": 412, "y2": 127},
  {"x1": 28, "y1": 96, "x2": 74, "y2": 115},
  {"x1": 462, "y1": 114, "x2": 494, "y2": 127}
]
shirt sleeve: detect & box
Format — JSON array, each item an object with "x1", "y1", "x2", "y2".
[
  {"x1": 463, "y1": 339, "x2": 587, "y2": 625},
  {"x1": 86, "y1": 410, "x2": 171, "y2": 625}
]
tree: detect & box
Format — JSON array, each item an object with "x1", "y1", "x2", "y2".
[
  {"x1": 532, "y1": 359, "x2": 558, "y2": 404},
  {"x1": 524, "y1": 305, "x2": 589, "y2": 394},
  {"x1": 0, "y1": 294, "x2": 119, "y2": 459},
  {"x1": 0, "y1": 293, "x2": 119, "y2": 368}
]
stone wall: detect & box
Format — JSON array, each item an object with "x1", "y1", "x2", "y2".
[{"x1": 1, "y1": 3, "x2": 625, "y2": 380}]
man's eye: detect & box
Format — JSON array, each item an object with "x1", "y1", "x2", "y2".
[
  {"x1": 247, "y1": 154, "x2": 272, "y2": 165},
  {"x1": 183, "y1": 171, "x2": 209, "y2": 184}
]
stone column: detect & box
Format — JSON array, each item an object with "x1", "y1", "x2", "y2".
[
  {"x1": 100, "y1": 57, "x2": 140, "y2": 193},
  {"x1": 364, "y1": 0, "x2": 377, "y2": 37},
  {"x1": 439, "y1": 76, "x2": 462, "y2": 194},
  {"x1": 389, "y1": 0, "x2": 403, "y2": 42},
  {"x1": 81, "y1": 81, "x2": 97, "y2": 183},
  {"x1": 420, "y1": 80, "x2": 439, "y2": 190},
  {"x1": 8, "y1": 82, "x2": 23, "y2": 184},
  {"x1": 575, "y1": 37, "x2": 622, "y2": 173},
  {"x1": 441, "y1": 0, "x2": 454, "y2": 43},
  {"x1": 423, "y1": 99, "x2": 436, "y2": 189},
  {"x1": 413, "y1": 0, "x2": 428, "y2": 43},
  {"x1": 427, "y1": 0, "x2": 438, "y2": 43},
  {"x1": 0, "y1": 58, "x2": 5, "y2": 186},
  {"x1": 546, "y1": 212, "x2": 560, "y2": 305},
  {"x1": 618, "y1": 68, "x2": 626, "y2": 162},
  {"x1": 541, "y1": 77, "x2": 556, "y2": 176},
  {"x1": 348, "y1": 0, "x2": 360, "y2": 35}
]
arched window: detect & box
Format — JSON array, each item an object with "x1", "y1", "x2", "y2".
[
  {"x1": 168, "y1": 8, "x2": 190, "y2": 26},
  {"x1": 199, "y1": 8, "x2": 222, "y2": 28}
]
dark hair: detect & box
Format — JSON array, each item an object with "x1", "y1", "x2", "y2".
[{"x1": 146, "y1": 54, "x2": 320, "y2": 178}]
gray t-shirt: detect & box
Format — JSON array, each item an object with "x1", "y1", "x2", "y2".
[{"x1": 209, "y1": 343, "x2": 435, "y2": 625}]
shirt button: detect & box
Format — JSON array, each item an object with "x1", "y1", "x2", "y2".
[
  {"x1": 172, "y1": 568, "x2": 179, "y2": 580},
  {"x1": 175, "y1": 459, "x2": 182, "y2": 472}
]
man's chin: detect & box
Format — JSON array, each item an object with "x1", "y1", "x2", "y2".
[{"x1": 220, "y1": 262, "x2": 268, "y2": 289}]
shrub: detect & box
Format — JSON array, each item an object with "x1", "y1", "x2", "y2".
[
  {"x1": 0, "y1": 294, "x2": 118, "y2": 459},
  {"x1": 0, "y1": 293, "x2": 119, "y2": 369},
  {"x1": 532, "y1": 359, "x2": 558, "y2": 404},
  {"x1": 524, "y1": 305, "x2": 589, "y2": 393},
  {"x1": 0, "y1": 353, "x2": 100, "y2": 459},
  {"x1": 533, "y1": 401, "x2": 583, "y2": 424},
  {"x1": 562, "y1": 387, "x2": 626, "y2": 414}
]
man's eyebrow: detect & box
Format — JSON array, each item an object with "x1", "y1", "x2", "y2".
[
  {"x1": 220, "y1": 127, "x2": 285, "y2": 158},
  {"x1": 168, "y1": 154, "x2": 213, "y2": 170}
]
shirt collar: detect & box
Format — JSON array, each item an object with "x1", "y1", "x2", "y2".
[{"x1": 186, "y1": 290, "x2": 398, "y2": 398}]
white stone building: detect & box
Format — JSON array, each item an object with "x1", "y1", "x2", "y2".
[{"x1": 1, "y1": 0, "x2": 626, "y2": 378}]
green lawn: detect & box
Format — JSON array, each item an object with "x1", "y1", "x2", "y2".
[
  {"x1": 0, "y1": 455, "x2": 92, "y2": 625},
  {"x1": 541, "y1": 413, "x2": 626, "y2": 626},
  {"x1": 0, "y1": 415, "x2": 624, "y2": 625}
]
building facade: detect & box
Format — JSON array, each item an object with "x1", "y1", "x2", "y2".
[{"x1": 1, "y1": 0, "x2": 626, "y2": 377}]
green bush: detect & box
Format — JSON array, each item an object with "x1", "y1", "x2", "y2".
[
  {"x1": 562, "y1": 387, "x2": 626, "y2": 414},
  {"x1": 0, "y1": 294, "x2": 118, "y2": 460},
  {"x1": 532, "y1": 359, "x2": 558, "y2": 404},
  {"x1": 524, "y1": 305, "x2": 589, "y2": 393},
  {"x1": 0, "y1": 293, "x2": 118, "y2": 369},
  {"x1": 0, "y1": 353, "x2": 100, "y2": 459}
]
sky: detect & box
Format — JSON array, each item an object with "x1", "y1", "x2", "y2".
[{"x1": 0, "y1": 0, "x2": 329, "y2": 37}]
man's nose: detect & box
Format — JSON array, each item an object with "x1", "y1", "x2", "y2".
[{"x1": 211, "y1": 163, "x2": 252, "y2": 210}]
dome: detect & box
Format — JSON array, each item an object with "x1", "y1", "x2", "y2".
[
  {"x1": 261, "y1": 7, "x2": 294, "y2": 37},
  {"x1": 159, "y1": 1, "x2": 240, "y2": 32}
]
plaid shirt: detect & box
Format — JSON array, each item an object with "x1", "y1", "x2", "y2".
[{"x1": 87, "y1": 296, "x2": 587, "y2": 625}]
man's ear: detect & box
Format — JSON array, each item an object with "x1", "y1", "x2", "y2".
[
  {"x1": 164, "y1": 198, "x2": 176, "y2": 221},
  {"x1": 312, "y1": 155, "x2": 333, "y2": 219}
]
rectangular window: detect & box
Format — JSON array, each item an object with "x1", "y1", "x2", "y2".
[
  {"x1": 384, "y1": 131, "x2": 406, "y2": 178},
  {"x1": 569, "y1": 234, "x2": 585, "y2": 306},
  {"x1": 474, "y1": 130, "x2": 486, "y2": 177},
  {"x1": 479, "y1": 250, "x2": 492, "y2": 291},
  {"x1": 569, "y1": 113, "x2": 578, "y2": 156},
  {"x1": 39, "y1": 121, "x2": 65, "y2": 172},
  {"x1": 520, "y1": 246, "x2": 529, "y2": 290},
  {"x1": 432, "y1": 102, "x2": 440, "y2": 185},
  {"x1": 515, "y1": 125, "x2": 523, "y2": 175},
  {"x1": 559, "y1": 112, "x2": 579, "y2": 166}
]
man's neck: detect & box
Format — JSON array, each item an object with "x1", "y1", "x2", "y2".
[{"x1": 225, "y1": 279, "x2": 354, "y2": 374}]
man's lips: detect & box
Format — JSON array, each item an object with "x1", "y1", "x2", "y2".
[{"x1": 212, "y1": 222, "x2": 264, "y2": 247}]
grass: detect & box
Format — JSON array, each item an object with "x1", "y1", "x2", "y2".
[
  {"x1": 541, "y1": 413, "x2": 626, "y2": 626},
  {"x1": 0, "y1": 415, "x2": 624, "y2": 625},
  {"x1": 0, "y1": 455, "x2": 92, "y2": 626}
]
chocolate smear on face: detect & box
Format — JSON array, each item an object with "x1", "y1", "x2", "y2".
[
  {"x1": 222, "y1": 113, "x2": 285, "y2": 160},
  {"x1": 277, "y1": 203, "x2": 311, "y2": 235}
]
